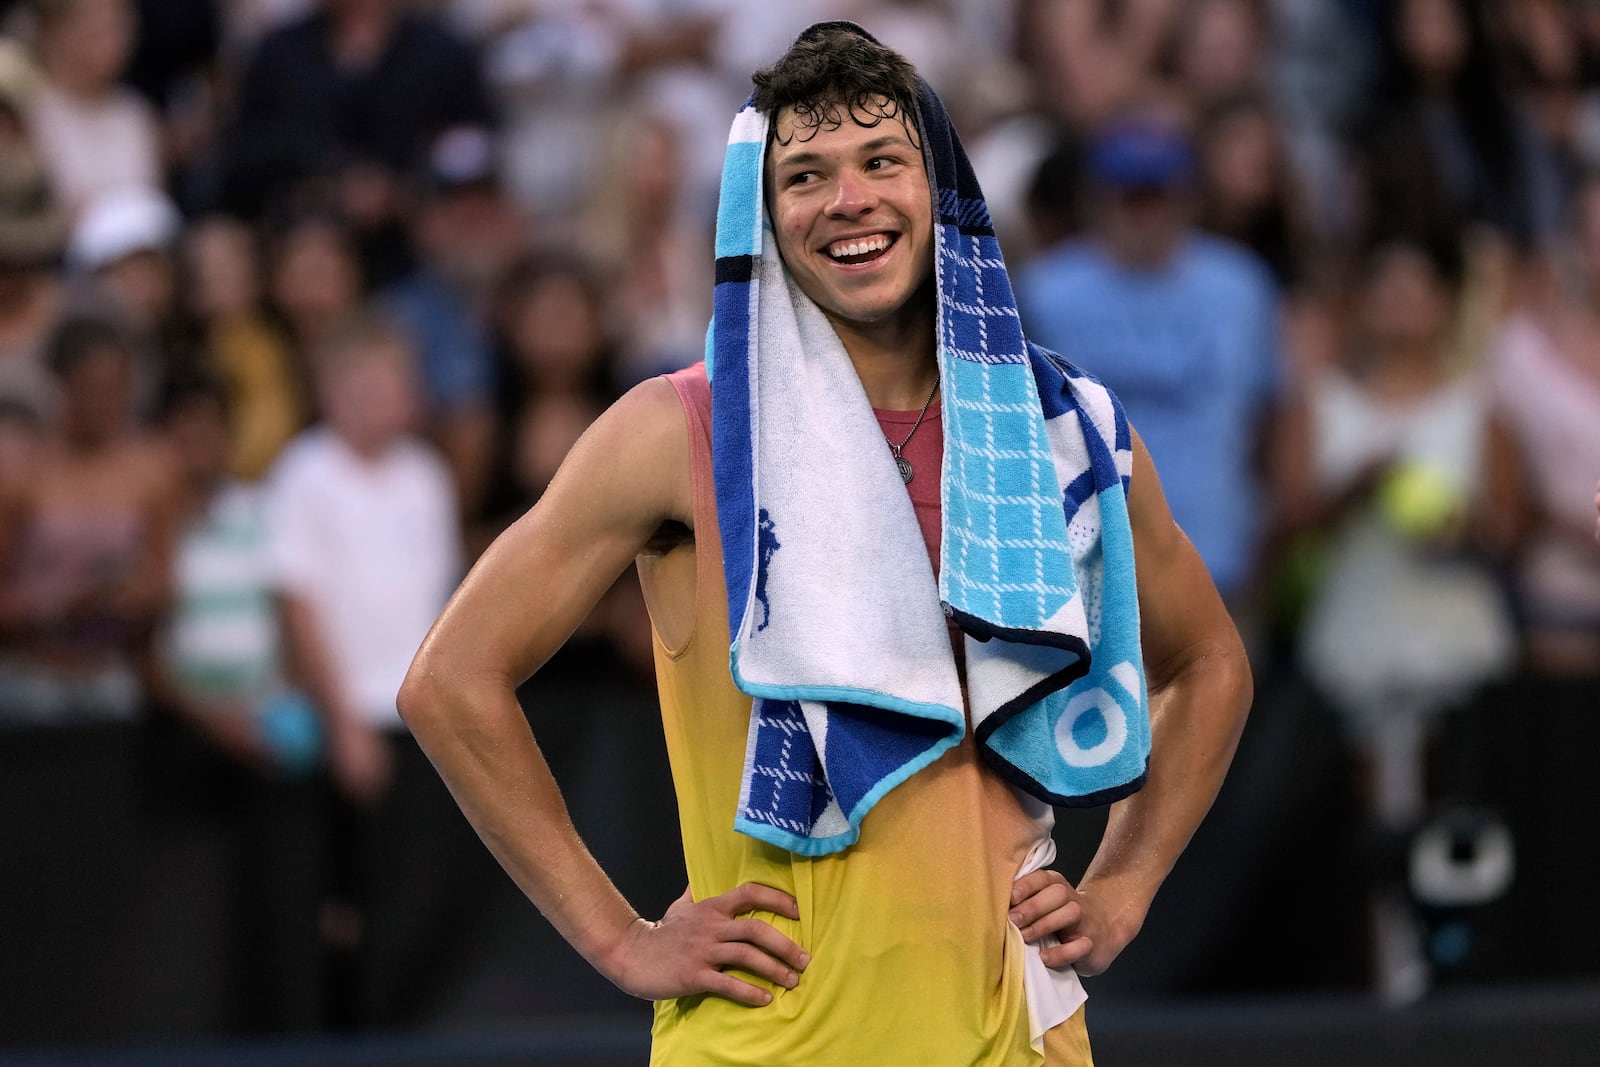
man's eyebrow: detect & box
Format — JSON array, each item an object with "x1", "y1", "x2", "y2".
[{"x1": 771, "y1": 134, "x2": 918, "y2": 171}]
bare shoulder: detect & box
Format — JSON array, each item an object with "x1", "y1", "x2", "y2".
[
  {"x1": 554, "y1": 375, "x2": 693, "y2": 531},
  {"x1": 415, "y1": 376, "x2": 695, "y2": 685}
]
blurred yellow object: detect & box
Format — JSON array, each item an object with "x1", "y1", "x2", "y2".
[{"x1": 1380, "y1": 461, "x2": 1464, "y2": 539}]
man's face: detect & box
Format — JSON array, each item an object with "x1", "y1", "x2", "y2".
[{"x1": 767, "y1": 100, "x2": 934, "y2": 337}]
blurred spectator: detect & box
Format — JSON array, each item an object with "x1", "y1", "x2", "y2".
[
  {"x1": 220, "y1": 0, "x2": 494, "y2": 283},
  {"x1": 1267, "y1": 0, "x2": 1376, "y2": 247},
  {"x1": 383, "y1": 124, "x2": 520, "y2": 523},
  {"x1": 263, "y1": 311, "x2": 478, "y2": 1026},
  {"x1": 850, "y1": 0, "x2": 975, "y2": 107},
  {"x1": 483, "y1": 253, "x2": 616, "y2": 537},
  {"x1": 0, "y1": 150, "x2": 68, "y2": 419},
  {"x1": 1018, "y1": 0, "x2": 1184, "y2": 130},
  {"x1": 25, "y1": 0, "x2": 162, "y2": 216},
  {"x1": 459, "y1": 1, "x2": 634, "y2": 229},
  {"x1": 1486, "y1": 174, "x2": 1600, "y2": 677},
  {"x1": 1498, "y1": 0, "x2": 1600, "y2": 207},
  {"x1": 0, "y1": 315, "x2": 178, "y2": 725},
  {"x1": 150, "y1": 368, "x2": 322, "y2": 784},
  {"x1": 1194, "y1": 90, "x2": 1313, "y2": 291},
  {"x1": 1267, "y1": 232, "x2": 1525, "y2": 1000},
  {"x1": 66, "y1": 183, "x2": 197, "y2": 373},
  {"x1": 1166, "y1": 0, "x2": 1269, "y2": 112},
  {"x1": 1272, "y1": 232, "x2": 1524, "y2": 731},
  {"x1": 263, "y1": 208, "x2": 365, "y2": 405},
  {"x1": 180, "y1": 214, "x2": 304, "y2": 480},
  {"x1": 145, "y1": 367, "x2": 327, "y2": 1031},
  {"x1": 1018, "y1": 112, "x2": 1282, "y2": 606},
  {"x1": 265, "y1": 310, "x2": 455, "y2": 808},
  {"x1": 581, "y1": 107, "x2": 709, "y2": 385},
  {"x1": 459, "y1": 0, "x2": 748, "y2": 232},
  {"x1": 1355, "y1": 0, "x2": 1563, "y2": 252}
]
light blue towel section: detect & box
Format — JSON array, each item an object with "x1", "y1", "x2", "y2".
[{"x1": 709, "y1": 74, "x2": 1149, "y2": 856}]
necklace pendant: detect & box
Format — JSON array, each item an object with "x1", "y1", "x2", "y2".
[{"x1": 895, "y1": 455, "x2": 914, "y2": 483}]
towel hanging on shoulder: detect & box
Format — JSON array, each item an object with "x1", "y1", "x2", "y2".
[{"x1": 708, "y1": 34, "x2": 1149, "y2": 857}]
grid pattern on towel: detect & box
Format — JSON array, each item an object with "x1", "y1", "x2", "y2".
[{"x1": 936, "y1": 219, "x2": 1074, "y2": 627}]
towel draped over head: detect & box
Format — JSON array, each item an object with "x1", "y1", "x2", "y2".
[{"x1": 709, "y1": 21, "x2": 1150, "y2": 856}]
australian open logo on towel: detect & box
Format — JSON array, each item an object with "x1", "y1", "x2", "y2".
[{"x1": 1053, "y1": 661, "x2": 1143, "y2": 768}]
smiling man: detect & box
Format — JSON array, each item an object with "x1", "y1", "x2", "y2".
[{"x1": 399, "y1": 22, "x2": 1250, "y2": 1066}]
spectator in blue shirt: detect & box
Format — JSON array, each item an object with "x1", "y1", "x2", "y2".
[
  {"x1": 1018, "y1": 112, "x2": 1282, "y2": 605},
  {"x1": 383, "y1": 126, "x2": 523, "y2": 526}
]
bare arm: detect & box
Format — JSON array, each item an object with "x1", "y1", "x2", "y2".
[
  {"x1": 1012, "y1": 427, "x2": 1252, "y2": 973},
  {"x1": 398, "y1": 378, "x2": 807, "y2": 1005}
]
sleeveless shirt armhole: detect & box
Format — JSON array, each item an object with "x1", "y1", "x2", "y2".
[{"x1": 656, "y1": 366, "x2": 715, "y2": 661}]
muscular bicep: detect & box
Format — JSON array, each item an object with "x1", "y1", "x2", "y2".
[
  {"x1": 1126, "y1": 427, "x2": 1240, "y2": 690},
  {"x1": 415, "y1": 378, "x2": 691, "y2": 688}
]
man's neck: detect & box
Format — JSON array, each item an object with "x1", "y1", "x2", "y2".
[
  {"x1": 845, "y1": 345, "x2": 939, "y2": 411},
  {"x1": 830, "y1": 287, "x2": 939, "y2": 410}
]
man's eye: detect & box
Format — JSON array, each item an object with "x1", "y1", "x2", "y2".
[
  {"x1": 785, "y1": 171, "x2": 816, "y2": 187},
  {"x1": 866, "y1": 157, "x2": 896, "y2": 171}
]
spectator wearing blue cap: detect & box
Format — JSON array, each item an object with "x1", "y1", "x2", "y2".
[{"x1": 1018, "y1": 110, "x2": 1283, "y2": 615}]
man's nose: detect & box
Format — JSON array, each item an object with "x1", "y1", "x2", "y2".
[{"x1": 827, "y1": 173, "x2": 876, "y2": 217}]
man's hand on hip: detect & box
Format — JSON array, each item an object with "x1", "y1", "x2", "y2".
[
  {"x1": 1009, "y1": 868, "x2": 1139, "y2": 976},
  {"x1": 603, "y1": 882, "x2": 810, "y2": 1006}
]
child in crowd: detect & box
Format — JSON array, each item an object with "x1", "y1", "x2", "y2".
[{"x1": 264, "y1": 310, "x2": 488, "y2": 1026}]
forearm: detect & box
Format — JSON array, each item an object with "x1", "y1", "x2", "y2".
[
  {"x1": 1078, "y1": 640, "x2": 1253, "y2": 941},
  {"x1": 398, "y1": 665, "x2": 644, "y2": 977}
]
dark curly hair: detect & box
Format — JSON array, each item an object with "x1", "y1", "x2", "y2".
[{"x1": 751, "y1": 22, "x2": 922, "y2": 148}]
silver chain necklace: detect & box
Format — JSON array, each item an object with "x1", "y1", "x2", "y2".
[{"x1": 885, "y1": 374, "x2": 940, "y2": 484}]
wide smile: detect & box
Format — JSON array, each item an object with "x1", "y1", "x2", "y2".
[{"x1": 822, "y1": 231, "x2": 899, "y2": 269}]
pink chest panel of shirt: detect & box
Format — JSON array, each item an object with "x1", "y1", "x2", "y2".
[{"x1": 874, "y1": 403, "x2": 943, "y2": 576}]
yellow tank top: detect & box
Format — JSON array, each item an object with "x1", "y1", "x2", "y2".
[{"x1": 641, "y1": 365, "x2": 1089, "y2": 1065}]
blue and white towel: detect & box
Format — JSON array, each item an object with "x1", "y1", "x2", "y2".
[{"x1": 709, "y1": 35, "x2": 1149, "y2": 857}]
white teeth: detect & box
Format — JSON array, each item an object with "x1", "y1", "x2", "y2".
[{"x1": 829, "y1": 235, "x2": 891, "y2": 259}]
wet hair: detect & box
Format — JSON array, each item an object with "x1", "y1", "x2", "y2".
[
  {"x1": 751, "y1": 22, "x2": 922, "y2": 147},
  {"x1": 43, "y1": 314, "x2": 131, "y2": 380}
]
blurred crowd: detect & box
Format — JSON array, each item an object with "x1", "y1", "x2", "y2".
[{"x1": 1, "y1": 0, "x2": 1599, "y2": 1046}]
